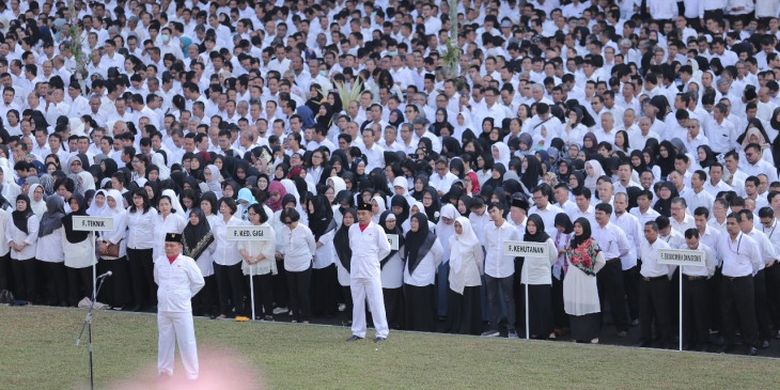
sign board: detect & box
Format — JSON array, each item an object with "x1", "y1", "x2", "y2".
[
  {"x1": 72, "y1": 216, "x2": 115, "y2": 232},
  {"x1": 226, "y1": 225, "x2": 273, "y2": 241},
  {"x1": 503, "y1": 241, "x2": 548, "y2": 258},
  {"x1": 658, "y1": 249, "x2": 705, "y2": 267},
  {"x1": 386, "y1": 234, "x2": 399, "y2": 250}
]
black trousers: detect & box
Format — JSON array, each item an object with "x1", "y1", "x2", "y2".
[
  {"x1": 551, "y1": 276, "x2": 569, "y2": 330},
  {"x1": 383, "y1": 287, "x2": 403, "y2": 330},
  {"x1": 523, "y1": 284, "x2": 553, "y2": 339},
  {"x1": 39, "y1": 261, "x2": 68, "y2": 306},
  {"x1": 127, "y1": 248, "x2": 156, "y2": 309},
  {"x1": 214, "y1": 263, "x2": 246, "y2": 317},
  {"x1": 249, "y1": 273, "x2": 274, "y2": 318},
  {"x1": 708, "y1": 267, "x2": 723, "y2": 332},
  {"x1": 720, "y1": 275, "x2": 758, "y2": 348},
  {"x1": 485, "y1": 274, "x2": 515, "y2": 332},
  {"x1": 598, "y1": 258, "x2": 630, "y2": 332},
  {"x1": 342, "y1": 286, "x2": 353, "y2": 323},
  {"x1": 192, "y1": 274, "x2": 218, "y2": 317},
  {"x1": 447, "y1": 286, "x2": 482, "y2": 335},
  {"x1": 11, "y1": 258, "x2": 37, "y2": 303},
  {"x1": 754, "y1": 269, "x2": 773, "y2": 342},
  {"x1": 403, "y1": 284, "x2": 435, "y2": 332},
  {"x1": 0, "y1": 253, "x2": 11, "y2": 292},
  {"x1": 682, "y1": 276, "x2": 710, "y2": 348},
  {"x1": 639, "y1": 276, "x2": 672, "y2": 346},
  {"x1": 513, "y1": 258, "x2": 524, "y2": 331},
  {"x1": 97, "y1": 258, "x2": 130, "y2": 308},
  {"x1": 623, "y1": 265, "x2": 640, "y2": 322},
  {"x1": 310, "y1": 264, "x2": 337, "y2": 316},
  {"x1": 273, "y1": 259, "x2": 288, "y2": 308},
  {"x1": 66, "y1": 266, "x2": 94, "y2": 307},
  {"x1": 765, "y1": 264, "x2": 780, "y2": 332},
  {"x1": 286, "y1": 267, "x2": 312, "y2": 321}
]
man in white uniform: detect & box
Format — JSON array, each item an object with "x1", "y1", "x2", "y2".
[
  {"x1": 346, "y1": 202, "x2": 391, "y2": 343},
  {"x1": 154, "y1": 232, "x2": 205, "y2": 380}
]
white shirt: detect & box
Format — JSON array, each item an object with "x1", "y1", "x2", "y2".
[
  {"x1": 282, "y1": 223, "x2": 316, "y2": 272},
  {"x1": 630, "y1": 207, "x2": 661, "y2": 226},
  {"x1": 717, "y1": 231, "x2": 763, "y2": 277},
  {"x1": 0, "y1": 209, "x2": 9, "y2": 257},
  {"x1": 682, "y1": 188, "x2": 714, "y2": 214},
  {"x1": 611, "y1": 211, "x2": 642, "y2": 270},
  {"x1": 154, "y1": 213, "x2": 187, "y2": 260},
  {"x1": 126, "y1": 208, "x2": 158, "y2": 249},
  {"x1": 670, "y1": 214, "x2": 695, "y2": 233},
  {"x1": 403, "y1": 237, "x2": 443, "y2": 287},
  {"x1": 348, "y1": 221, "x2": 391, "y2": 280},
  {"x1": 746, "y1": 228, "x2": 778, "y2": 267},
  {"x1": 483, "y1": 220, "x2": 522, "y2": 278},
  {"x1": 5, "y1": 214, "x2": 39, "y2": 260},
  {"x1": 681, "y1": 242, "x2": 718, "y2": 277},
  {"x1": 520, "y1": 238, "x2": 557, "y2": 285},
  {"x1": 640, "y1": 238, "x2": 672, "y2": 278},
  {"x1": 429, "y1": 171, "x2": 458, "y2": 195},
  {"x1": 35, "y1": 226, "x2": 64, "y2": 263},
  {"x1": 154, "y1": 253, "x2": 205, "y2": 312},
  {"x1": 592, "y1": 221, "x2": 630, "y2": 260},
  {"x1": 213, "y1": 215, "x2": 242, "y2": 266},
  {"x1": 528, "y1": 203, "x2": 564, "y2": 238}
]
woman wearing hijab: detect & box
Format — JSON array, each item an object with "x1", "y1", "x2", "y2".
[
  {"x1": 266, "y1": 180, "x2": 287, "y2": 213},
  {"x1": 307, "y1": 194, "x2": 338, "y2": 317},
  {"x1": 583, "y1": 160, "x2": 605, "y2": 194},
  {"x1": 370, "y1": 195, "x2": 386, "y2": 224},
  {"x1": 334, "y1": 208, "x2": 356, "y2": 323},
  {"x1": 28, "y1": 183, "x2": 46, "y2": 216},
  {"x1": 483, "y1": 162, "x2": 506, "y2": 190},
  {"x1": 518, "y1": 214, "x2": 558, "y2": 339},
  {"x1": 126, "y1": 188, "x2": 158, "y2": 312},
  {"x1": 237, "y1": 204, "x2": 277, "y2": 320},
  {"x1": 581, "y1": 132, "x2": 599, "y2": 161},
  {"x1": 97, "y1": 190, "x2": 129, "y2": 309},
  {"x1": 403, "y1": 212, "x2": 444, "y2": 331},
  {"x1": 203, "y1": 164, "x2": 224, "y2": 198},
  {"x1": 6, "y1": 194, "x2": 39, "y2": 304},
  {"x1": 656, "y1": 140, "x2": 677, "y2": 180},
  {"x1": 447, "y1": 216, "x2": 483, "y2": 335},
  {"x1": 694, "y1": 145, "x2": 718, "y2": 171},
  {"x1": 552, "y1": 213, "x2": 573, "y2": 336},
  {"x1": 435, "y1": 204, "x2": 459, "y2": 320},
  {"x1": 153, "y1": 193, "x2": 187, "y2": 261},
  {"x1": 421, "y1": 188, "x2": 442, "y2": 224},
  {"x1": 61, "y1": 193, "x2": 96, "y2": 307},
  {"x1": 564, "y1": 218, "x2": 606, "y2": 343},
  {"x1": 653, "y1": 181, "x2": 677, "y2": 217},
  {"x1": 213, "y1": 197, "x2": 246, "y2": 318},
  {"x1": 237, "y1": 187, "x2": 258, "y2": 221},
  {"x1": 491, "y1": 142, "x2": 511, "y2": 169},
  {"x1": 180, "y1": 207, "x2": 217, "y2": 318},
  {"x1": 376, "y1": 211, "x2": 404, "y2": 329},
  {"x1": 521, "y1": 156, "x2": 542, "y2": 194},
  {"x1": 36, "y1": 195, "x2": 67, "y2": 306}
]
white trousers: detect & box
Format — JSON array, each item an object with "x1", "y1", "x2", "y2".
[
  {"x1": 350, "y1": 277, "x2": 389, "y2": 338},
  {"x1": 157, "y1": 311, "x2": 199, "y2": 380}
]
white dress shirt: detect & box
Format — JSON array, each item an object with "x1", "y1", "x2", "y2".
[
  {"x1": 213, "y1": 215, "x2": 242, "y2": 266},
  {"x1": 6, "y1": 214, "x2": 39, "y2": 260},
  {"x1": 611, "y1": 211, "x2": 642, "y2": 270},
  {"x1": 592, "y1": 221, "x2": 630, "y2": 260},
  {"x1": 483, "y1": 220, "x2": 522, "y2": 278},
  {"x1": 126, "y1": 208, "x2": 158, "y2": 250},
  {"x1": 640, "y1": 238, "x2": 672, "y2": 278},
  {"x1": 348, "y1": 221, "x2": 391, "y2": 280},
  {"x1": 717, "y1": 231, "x2": 763, "y2": 277},
  {"x1": 282, "y1": 223, "x2": 316, "y2": 272},
  {"x1": 154, "y1": 253, "x2": 205, "y2": 313},
  {"x1": 403, "y1": 237, "x2": 443, "y2": 287},
  {"x1": 681, "y1": 242, "x2": 718, "y2": 277},
  {"x1": 520, "y1": 238, "x2": 557, "y2": 285}
]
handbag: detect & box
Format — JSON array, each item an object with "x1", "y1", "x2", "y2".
[{"x1": 99, "y1": 240, "x2": 121, "y2": 257}]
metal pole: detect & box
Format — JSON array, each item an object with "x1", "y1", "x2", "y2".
[
  {"x1": 678, "y1": 272, "x2": 683, "y2": 352},
  {"x1": 525, "y1": 283, "x2": 530, "y2": 340},
  {"x1": 91, "y1": 232, "x2": 96, "y2": 301}
]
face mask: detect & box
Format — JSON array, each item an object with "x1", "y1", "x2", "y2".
[
  {"x1": 387, "y1": 51, "x2": 397, "y2": 57},
  {"x1": 161, "y1": 34, "x2": 170, "y2": 43},
  {"x1": 319, "y1": 70, "x2": 327, "y2": 77}
]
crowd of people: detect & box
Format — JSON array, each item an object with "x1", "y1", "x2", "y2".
[{"x1": 1, "y1": 0, "x2": 780, "y2": 356}]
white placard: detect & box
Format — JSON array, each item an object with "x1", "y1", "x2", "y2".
[
  {"x1": 72, "y1": 216, "x2": 114, "y2": 232},
  {"x1": 226, "y1": 225, "x2": 272, "y2": 241},
  {"x1": 503, "y1": 241, "x2": 548, "y2": 258},
  {"x1": 387, "y1": 234, "x2": 399, "y2": 250},
  {"x1": 658, "y1": 249, "x2": 705, "y2": 267}
]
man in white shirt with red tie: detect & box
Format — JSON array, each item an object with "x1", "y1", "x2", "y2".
[
  {"x1": 154, "y1": 232, "x2": 205, "y2": 380},
  {"x1": 346, "y1": 202, "x2": 391, "y2": 343}
]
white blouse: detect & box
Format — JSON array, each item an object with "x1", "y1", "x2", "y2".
[
  {"x1": 126, "y1": 208, "x2": 158, "y2": 250},
  {"x1": 153, "y1": 212, "x2": 187, "y2": 260},
  {"x1": 99, "y1": 211, "x2": 127, "y2": 260},
  {"x1": 239, "y1": 222, "x2": 278, "y2": 276},
  {"x1": 212, "y1": 215, "x2": 242, "y2": 266},
  {"x1": 61, "y1": 229, "x2": 97, "y2": 269},
  {"x1": 403, "y1": 238, "x2": 444, "y2": 287},
  {"x1": 520, "y1": 238, "x2": 558, "y2": 285},
  {"x1": 0, "y1": 209, "x2": 10, "y2": 257},
  {"x1": 312, "y1": 229, "x2": 336, "y2": 269},
  {"x1": 5, "y1": 214, "x2": 39, "y2": 260},
  {"x1": 381, "y1": 250, "x2": 404, "y2": 289},
  {"x1": 281, "y1": 223, "x2": 316, "y2": 272},
  {"x1": 36, "y1": 227, "x2": 64, "y2": 263}
]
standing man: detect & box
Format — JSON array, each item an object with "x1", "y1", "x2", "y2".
[
  {"x1": 717, "y1": 213, "x2": 762, "y2": 355},
  {"x1": 347, "y1": 202, "x2": 391, "y2": 343},
  {"x1": 482, "y1": 202, "x2": 522, "y2": 338},
  {"x1": 155, "y1": 232, "x2": 205, "y2": 380},
  {"x1": 592, "y1": 203, "x2": 631, "y2": 336},
  {"x1": 680, "y1": 228, "x2": 717, "y2": 351},
  {"x1": 638, "y1": 221, "x2": 672, "y2": 348}
]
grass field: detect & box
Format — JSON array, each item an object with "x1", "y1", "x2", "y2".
[{"x1": 1, "y1": 305, "x2": 779, "y2": 389}]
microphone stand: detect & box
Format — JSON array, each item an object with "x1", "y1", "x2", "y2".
[{"x1": 76, "y1": 273, "x2": 109, "y2": 390}]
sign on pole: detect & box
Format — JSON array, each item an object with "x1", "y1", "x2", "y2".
[
  {"x1": 226, "y1": 225, "x2": 273, "y2": 241},
  {"x1": 72, "y1": 216, "x2": 114, "y2": 232},
  {"x1": 503, "y1": 240, "x2": 548, "y2": 258},
  {"x1": 658, "y1": 249, "x2": 705, "y2": 267},
  {"x1": 387, "y1": 234, "x2": 399, "y2": 250},
  {"x1": 658, "y1": 248, "x2": 705, "y2": 352}
]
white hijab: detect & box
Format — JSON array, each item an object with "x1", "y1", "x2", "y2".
[
  {"x1": 584, "y1": 159, "x2": 605, "y2": 192},
  {"x1": 86, "y1": 189, "x2": 109, "y2": 216},
  {"x1": 371, "y1": 195, "x2": 386, "y2": 224},
  {"x1": 28, "y1": 184, "x2": 47, "y2": 216},
  {"x1": 435, "y1": 203, "x2": 459, "y2": 261},
  {"x1": 161, "y1": 188, "x2": 184, "y2": 215},
  {"x1": 492, "y1": 142, "x2": 511, "y2": 168},
  {"x1": 152, "y1": 152, "x2": 171, "y2": 180},
  {"x1": 450, "y1": 216, "x2": 480, "y2": 275}
]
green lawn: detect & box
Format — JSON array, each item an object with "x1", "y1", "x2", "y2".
[{"x1": 1, "y1": 305, "x2": 779, "y2": 389}]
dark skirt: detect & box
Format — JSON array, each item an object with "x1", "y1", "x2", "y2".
[
  {"x1": 552, "y1": 276, "x2": 569, "y2": 330},
  {"x1": 525, "y1": 284, "x2": 553, "y2": 339},
  {"x1": 404, "y1": 284, "x2": 435, "y2": 332},
  {"x1": 192, "y1": 274, "x2": 218, "y2": 317},
  {"x1": 97, "y1": 258, "x2": 130, "y2": 308},
  {"x1": 448, "y1": 286, "x2": 483, "y2": 335},
  {"x1": 570, "y1": 312, "x2": 601, "y2": 342},
  {"x1": 383, "y1": 287, "x2": 403, "y2": 329},
  {"x1": 311, "y1": 264, "x2": 338, "y2": 316}
]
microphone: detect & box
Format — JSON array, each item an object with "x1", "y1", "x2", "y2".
[{"x1": 96, "y1": 271, "x2": 113, "y2": 280}]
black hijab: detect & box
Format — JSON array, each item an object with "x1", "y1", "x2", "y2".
[
  {"x1": 182, "y1": 208, "x2": 214, "y2": 261},
  {"x1": 334, "y1": 208, "x2": 356, "y2": 272},
  {"x1": 379, "y1": 210, "x2": 404, "y2": 268},
  {"x1": 390, "y1": 195, "x2": 410, "y2": 225},
  {"x1": 524, "y1": 214, "x2": 550, "y2": 242},
  {"x1": 12, "y1": 194, "x2": 32, "y2": 233},
  {"x1": 404, "y1": 212, "x2": 437, "y2": 275},
  {"x1": 656, "y1": 140, "x2": 677, "y2": 179},
  {"x1": 307, "y1": 194, "x2": 336, "y2": 241},
  {"x1": 422, "y1": 187, "x2": 441, "y2": 223},
  {"x1": 521, "y1": 156, "x2": 542, "y2": 191},
  {"x1": 63, "y1": 193, "x2": 90, "y2": 243},
  {"x1": 570, "y1": 217, "x2": 593, "y2": 249}
]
